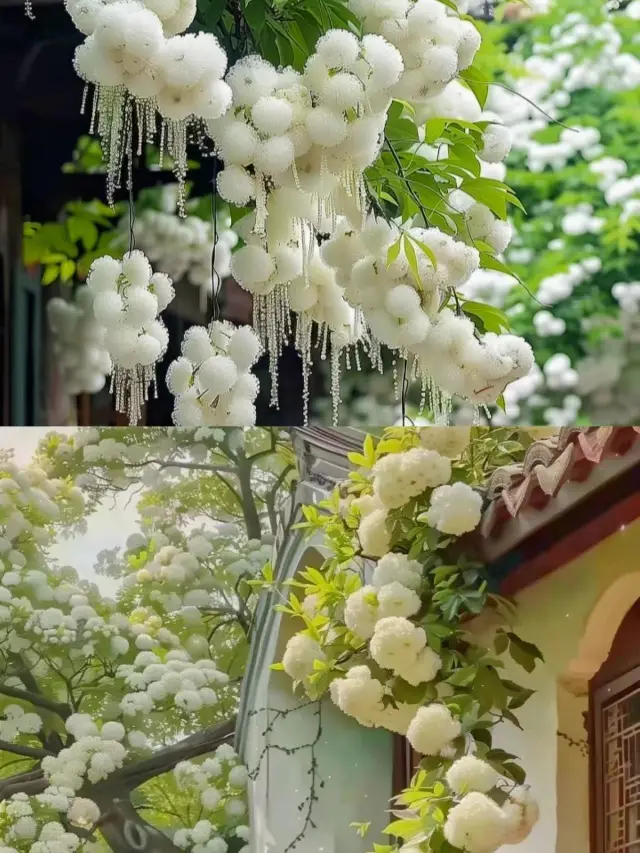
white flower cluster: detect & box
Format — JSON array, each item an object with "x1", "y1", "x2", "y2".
[
  {"x1": 489, "y1": 10, "x2": 639, "y2": 173},
  {"x1": 418, "y1": 426, "x2": 470, "y2": 458},
  {"x1": 322, "y1": 217, "x2": 533, "y2": 405},
  {"x1": 371, "y1": 446, "x2": 451, "y2": 509},
  {"x1": 130, "y1": 528, "x2": 272, "y2": 615},
  {"x1": 211, "y1": 28, "x2": 406, "y2": 383},
  {"x1": 72, "y1": 3, "x2": 231, "y2": 122},
  {"x1": 613, "y1": 281, "x2": 640, "y2": 313},
  {"x1": 329, "y1": 665, "x2": 420, "y2": 734},
  {"x1": 426, "y1": 481, "x2": 483, "y2": 535},
  {"x1": 443, "y1": 784, "x2": 540, "y2": 853},
  {"x1": 212, "y1": 30, "x2": 402, "y2": 210},
  {"x1": 86, "y1": 250, "x2": 174, "y2": 423},
  {"x1": 560, "y1": 203, "x2": 605, "y2": 237},
  {"x1": 537, "y1": 257, "x2": 602, "y2": 307},
  {"x1": 459, "y1": 268, "x2": 517, "y2": 311},
  {"x1": 2, "y1": 815, "x2": 84, "y2": 853},
  {"x1": 0, "y1": 705, "x2": 43, "y2": 741},
  {"x1": 167, "y1": 321, "x2": 262, "y2": 427},
  {"x1": 128, "y1": 187, "x2": 238, "y2": 306},
  {"x1": 87, "y1": 251, "x2": 174, "y2": 369},
  {"x1": 41, "y1": 715, "x2": 128, "y2": 790},
  {"x1": 66, "y1": 0, "x2": 196, "y2": 38},
  {"x1": 171, "y1": 745, "x2": 248, "y2": 849},
  {"x1": 348, "y1": 0, "x2": 481, "y2": 111},
  {"x1": 116, "y1": 649, "x2": 228, "y2": 716},
  {"x1": 322, "y1": 218, "x2": 478, "y2": 348},
  {"x1": 370, "y1": 616, "x2": 442, "y2": 684},
  {"x1": 46, "y1": 289, "x2": 112, "y2": 397},
  {"x1": 282, "y1": 633, "x2": 326, "y2": 682}
]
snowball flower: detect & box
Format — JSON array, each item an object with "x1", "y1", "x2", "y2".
[
  {"x1": 282, "y1": 633, "x2": 325, "y2": 681},
  {"x1": 425, "y1": 482, "x2": 483, "y2": 535},
  {"x1": 444, "y1": 792, "x2": 509, "y2": 853},
  {"x1": 377, "y1": 582, "x2": 421, "y2": 619},
  {"x1": 419, "y1": 427, "x2": 470, "y2": 459},
  {"x1": 372, "y1": 448, "x2": 451, "y2": 510},
  {"x1": 344, "y1": 585, "x2": 380, "y2": 640},
  {"x1": 406, "y1": 704, "x2": 462, "y2": 755},
  {"x1": 67, "y1": 798, "x2": 101, "y2": 828},
  {"x1": 446, "y1": 756, "x2": 500, "y2": 795},
  {"x1": 358, "y1": 508, "x2": 391, "y2": 558},
  {"x1": 369, "y1": 616, "x2": 426, "y2": 671},
  {"x1": 372, "y1": 553, "x2": 422, "y2": 591}
]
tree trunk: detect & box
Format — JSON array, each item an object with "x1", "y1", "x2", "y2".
[
  {"x1": 92, "y1": 795, "x2": 182, "y2": 853},
  {"x1": 236, "y1": 457, "x2": 262, "y2": 540}
]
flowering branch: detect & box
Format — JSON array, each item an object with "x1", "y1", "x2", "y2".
[{"x1": 263, "y1": 428, "x2": 543, "y2": 853}]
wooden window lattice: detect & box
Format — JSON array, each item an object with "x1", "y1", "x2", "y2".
[{"x1": 596, "y1": 671, "x2": 640, "y2": 853}]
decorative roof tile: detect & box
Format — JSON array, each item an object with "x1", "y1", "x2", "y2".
[{"x1": 480, "y1": 426, "x2": 640, "y2": 541}]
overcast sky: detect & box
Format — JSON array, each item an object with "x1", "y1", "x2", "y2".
[{"x1": 0, "y1": 428, "x2": 139, "y2": 595}]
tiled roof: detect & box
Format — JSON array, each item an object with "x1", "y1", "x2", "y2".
[{"x1": 480, "y1": 426, "x2": 640, "y2": 541}]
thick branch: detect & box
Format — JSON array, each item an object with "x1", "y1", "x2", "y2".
[
  {"x1": 91, "y1": 795, "x2": 182, "y2": 853},
  {"x1": 103, "y1": 718, "x2": 236, "y2": 793},
  {"x1": 0, "y1": 684, "x2": 71, "y2": 719},
  {"x1": 0, "y1": 767, "x2": 48, "y2": 802},
  {"x1": 138, "y1": 461, "x2": 237, "y2": 475},
  {"x1": 236, "y1": 458, "x2": 262, "y2": 540},
  {"x1": 0, "y1": 740, "x2": 51, "y2": 759}
]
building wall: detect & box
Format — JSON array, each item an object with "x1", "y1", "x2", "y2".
[
  {"x1": 241, "y1": 501, "x2": 640, "y2": 853},
  {"x1": 481, "y1": 515, "x2": 640, "y2": 853},
  {"x1": 241, "y1": 533, "x2": 394, "y2": 853}
]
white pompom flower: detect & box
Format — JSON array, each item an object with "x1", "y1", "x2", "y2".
[
  {"x1": 426, "y1": 482, "x2": 483, "y2": 535},
  {"x1": 446, "y1": 756, "x2": 500, "y2": 795}
]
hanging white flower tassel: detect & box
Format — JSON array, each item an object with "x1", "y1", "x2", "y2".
[
  {"x1": 70, "y1": 1, "x2": 232, "y2": 210},
  {"x1": 86, "y1": 250, "x2": 175, "y2": 424},
  {"x1": 167, "y1": 321, "x2": 262, "y2": 426}
]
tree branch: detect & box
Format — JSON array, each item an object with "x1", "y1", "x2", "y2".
[
  {"x1": 0, "y1": 767, "x2": 48, "y2": 802},
  {"x1": 100, "y1": 718, "x2": 236, "y2": 793},
  {"x1": 235, "y1": 457, "x2": 262, "y2": 541},
  {"x1": 0, "y1": 684, "x2": 71, "y2": 719},
  {"x1": 0, "y1": 740, "x2": 52, "y2": 759},
  {"x1": 138, "y1": 461, "x2": 237, "y2": 475}
]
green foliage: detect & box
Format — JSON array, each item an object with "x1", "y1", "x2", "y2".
[
  {"x1": 261, "y1": 428, "x2": 544, "y2": 852},
  {"x1": 486, "y1": 0, "x2": 640, "y2": 423},
  {"x1": 23, "y1": 200, "x2": 123, "y2": 285}
]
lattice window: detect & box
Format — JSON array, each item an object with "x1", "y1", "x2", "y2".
[{"x1": 594, "y1": 667, "x2": 640, "y2": 853}]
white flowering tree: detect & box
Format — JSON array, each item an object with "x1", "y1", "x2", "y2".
[
  {"x1": 22, "y1": 0, "x2": 547, "y2": 425},
  {"x1": 457, "y1": 0, "x2": 640, "y2": 425},
  {"x1": 258, "y1": 427, "x2": 544, "y2": 853},
  {"x1": 0, "y1": 427, "x2": 296, "y2": 853}
]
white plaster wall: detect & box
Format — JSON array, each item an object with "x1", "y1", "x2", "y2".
[
  {"x1": 484, "y1": 516, "x2": 640, "y2": 853},
  {"x1": 247, "y1": 676, "x2": 392, "y2": 853}
]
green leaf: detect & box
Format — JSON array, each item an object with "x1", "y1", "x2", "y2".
[
  {"x1": 66, "y1": 216, "x2": 99, "y2": 251},
  {"x1": 425, "y1": 117, "x2": 447, "y2": 144},
  {"x1": 494, "y1": 631, "x2": 509, "y2": 655},
  {"x1": 501, "y1": 761, "x2": 527, "y2": 785},
  {"x1": 403, "y1": 234, "x2": 421, "y2": 288},
  {"x1": 59, "y1": 260, "x2": 76, "y2": 284},
  {"x1": 462, "y1": 300, "x2": 511, "y2": 334},
  {"x1": 386, "y1": 237, "x2": 402, "y2": 268},
  {"x1": 409, "y1": 236, "x2": 438, "y2": 270},
  {"x1": 41, "y1": 265, "x2": 59, "y2": 285},
  {"x1": 383, "y1": 818, "x2": 422, "y2": 840},
  {"x1": 460, "y1": 66, "x2": 489, "y2": 109}
]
